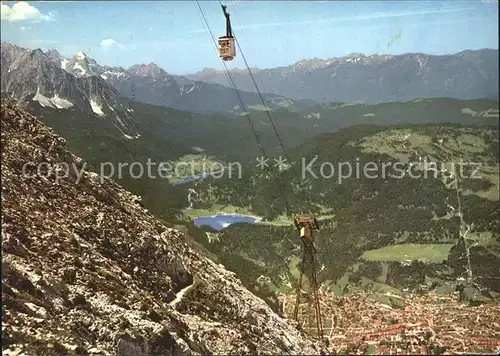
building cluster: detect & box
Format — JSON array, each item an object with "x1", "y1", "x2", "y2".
[{"x1": 280, "y1": 290, "x2": 499, "y2": 354}]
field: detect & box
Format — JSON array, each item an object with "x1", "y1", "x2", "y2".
[{"x1": 360, "y1": 243, "x2": 455, "y2": 263}]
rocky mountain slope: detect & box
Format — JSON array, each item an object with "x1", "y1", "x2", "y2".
[
  {"x1": 1, "y1": 101, "x2": 319, "y2": 355},
  {"x1": 185, "y1": 49, "x2": 499, "y2": 104},
  {"x1": 1, "y1": 43, "x2": 316, "y2": 116}
]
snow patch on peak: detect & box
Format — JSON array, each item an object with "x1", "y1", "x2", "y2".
[
  {"x1": 101, "y1": 70, "x2": 126, "y2": 80},
  {"x1": 76, "y1": 51, "x2": 86, "y2": 60},
  {"x1": 123, "y1": 133, "x2": 141, "y2": 140},
  {"x1": 184, "y1": 84, "x2": 197, "y2": 95},
  {"x1": 33, "y1": 89, "x2": 74, "y2": 109},
  {"x1": 52, "y1": 94, "x2": 74, "y2": 109},
  {"x1": 33, "y1": 90, "x2": 53, "y2": 108},
  {"x1": 90, "y1": 100, "x2": 105, "y2": 117},
  {"x1": 73, "y1": 62, "x2": 86, "y2": 76},
  {"x1": 61, "y1": 58, "x2": 69, "y2": 71},
  {"x1": 345, "y1": 57, "x2": 361, "y2": 63}
]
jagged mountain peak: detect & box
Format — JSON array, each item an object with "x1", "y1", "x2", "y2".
[
  {"x1": 72, "y1": 51, "x2": 98, "y2": 66},
  {"x1": 185, "y1": 66, "x2": 259, "y2": 81},
  {"x1": 129, "y1": 62, "x2": 160, "y2": 70},
  {"x1": 65, "y1": 51, "x2": 100, "y2": 77},
  {"x1": 128, "y1": 62, "x2": 170, "y2": 79},
  {"x1": 1, "y1": 42, "x2": 26, "y2": 52},
  {"x1": 197, "y1": 67, "x2": 224, "y2": 75},
  {"x1": 29, "y1": 48, "x2": 44, "y2": 57},
  {"x1": 46, "y1": 48, "x2": 61, "y2": 57},
  {"x1": 45, "y1": 48, "x2": 63, "y2": 65},
  {"x1": 345, "y1": 52, "x2": 365, "y2": 58},
  {"x1": 292, "y1": 57, "x2": 337, "y2": 70},
  {"x1": 369, "y1": 53, "x2": 395, "y2": 61},
  {"x1": 75, "y1": 50, "x2": 87, "y2": 60}
]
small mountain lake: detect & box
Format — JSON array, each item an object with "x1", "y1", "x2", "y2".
[
  {"x1": 193, "y1": 213, "x2": 262, "y2": 231},
  {"x1": 171, "y1": 172, "x2": 211, "y2": 185}
]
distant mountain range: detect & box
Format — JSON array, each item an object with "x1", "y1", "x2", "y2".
[
  {"x1": 2, "y1": 43, "x2": 498, "y2": 120},
  {"x1": 185, "y1": 50, "x2": 499, "y2": 104},
  {"x1": 2, "y1": 41, "x2": 498, "y2": 146},
  {"x1": 1, "y1": 42, "x2": 315, "y2": 118}
]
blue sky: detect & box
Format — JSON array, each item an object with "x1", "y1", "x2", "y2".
[{"x1": 1, "y1": 1, "x2": 498, "y2": 74}]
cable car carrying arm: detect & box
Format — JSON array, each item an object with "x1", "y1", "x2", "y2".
[{"x1": 221, "y1": 5, "x2": 233, "y2": 38}]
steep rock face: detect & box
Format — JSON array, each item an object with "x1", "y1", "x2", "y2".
[
  {"x1": 1, "y1": 102, "x2": 318, "y2": 355},
  {"x1": 129, "y1": 63, "x2": 173, "y2": 81},
  {"x1": 1, "y1": 43, "x2": 139, "y2": 139},
  {"x1": 2, "y1": 48, "x2": 86, "y2": 107},
  {"x1": 105, "y1": 67, "x2": 181, "y2": 109},
  {"x1": 1, "y1": 42, "x2": 28, "y2": 90}
]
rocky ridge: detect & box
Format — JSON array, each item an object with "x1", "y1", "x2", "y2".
[{"x1": 1, "y1": 101, "x2": 318, "y2": 355}]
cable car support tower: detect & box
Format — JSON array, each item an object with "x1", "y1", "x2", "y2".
[
  {"x1": 194, "y1": 0, "x2": 324, "y2": 342},
  {"x1": 293, "y1": 214, "x2": 323, "y2": 341}
]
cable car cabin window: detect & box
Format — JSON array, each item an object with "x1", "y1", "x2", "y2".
[{"x1": 218, "y1": 36, "x2": 235, "y2": 61}]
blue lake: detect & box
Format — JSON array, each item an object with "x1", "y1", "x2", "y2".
[
  {"x1": 171, "y1": 172, "x2": 211, "y2": 185},
  {"x1": 193, "y1": 213, "x2": 262, "y2": 231}
]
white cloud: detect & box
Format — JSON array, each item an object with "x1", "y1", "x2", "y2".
[
  {"x1": 100, "y1": 38, "x2": 125, "y2": 50},
  {"x1": 1, "y1": 2, "x2": 55, "y2": 22},
  {"x1": 100, "y1": 38, "x2": 116, "y2": 47}
]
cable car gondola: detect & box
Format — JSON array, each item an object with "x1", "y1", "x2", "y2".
[{"x1": 218, "y1": 5, "x2": 236, "y2": 61}]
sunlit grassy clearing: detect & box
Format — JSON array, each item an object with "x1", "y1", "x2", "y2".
[{"x1": 361, "y1": 243, "x2": 454, "y2": 263}]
